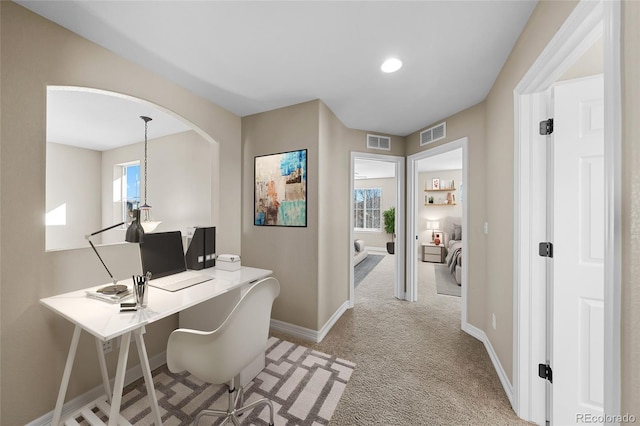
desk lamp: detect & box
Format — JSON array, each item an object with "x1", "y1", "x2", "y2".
[{"x1": 86, "y1": 208, "x2": 144, "y2": 295}]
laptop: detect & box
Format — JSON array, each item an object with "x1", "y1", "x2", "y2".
[{"x1": 139, "y1": 231, "x2": 213, "y2": 292}]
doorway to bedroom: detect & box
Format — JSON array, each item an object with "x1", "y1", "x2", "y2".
[
  {"x1": 407, "y1": 137, "x2": 468, "y2": 323},
  {"x1": 349, "y1": 152, "x2": 405, "y2": 306}
]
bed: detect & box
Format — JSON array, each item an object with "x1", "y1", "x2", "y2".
[{"x1": 443, "y1": 217, "x2": 462, "y2": 285}]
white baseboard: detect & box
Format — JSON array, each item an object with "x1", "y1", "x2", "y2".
[
  {"x1": 368, "y1": 246, "x2": 388, "y2": 254},
  {"x1": 27, "y1": 351, "x2": 167, "y2": 426},
  {"x1": 270, "y1": 300, "x2": 349, "y2": 343},
  {"x1": 463, "y1": 322, "x2": 514, "y2": 408}
]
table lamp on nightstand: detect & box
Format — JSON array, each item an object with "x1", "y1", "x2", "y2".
[{"x1": 426, "y1": 220, "x2": 440, "y2": 243}]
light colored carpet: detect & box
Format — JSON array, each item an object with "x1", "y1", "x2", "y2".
[
  {"x1": 115, "y1": 337, "x2": 354, "y2": 425},
  {"x1": 272, "y1": 254, "x2": 532, "y2": 425},
  {"x1": 434, "y1": 263, "x2": 461, "y2": 297}
]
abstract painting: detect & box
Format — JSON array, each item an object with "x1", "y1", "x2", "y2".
[{"x1": 255, "y1": 149, "x2": 307, "y2": 227}]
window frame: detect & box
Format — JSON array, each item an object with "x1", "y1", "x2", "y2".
[
  {"x1": 353, "y1": 187, "x2": 382, "y2": 232},
  {"x1": 117, "y1": 161, "x2": 141, "y2": 225}
]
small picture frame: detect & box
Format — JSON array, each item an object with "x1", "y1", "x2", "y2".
[{"x1": 432, "y1": 178, "x2": 440, "y2": 190}]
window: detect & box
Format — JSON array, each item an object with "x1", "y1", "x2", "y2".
[
  {"x1": 119, "y1": 162, "x2": 140, "y2": 223},
  {"x1": 354, "y1": 188, "x2": 381, "y2": 230}
]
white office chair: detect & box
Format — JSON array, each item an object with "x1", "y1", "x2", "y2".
[{"x1": 167, "y1": 277, "x2": 280, "y2": 426}]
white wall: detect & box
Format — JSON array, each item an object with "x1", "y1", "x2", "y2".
[
  {"x1": 100, "y1": 130, "x2": 213, "y2": 244},
  {"x1": 46, "y1": 142, "x2": 102, "y2": 250},
  {"x1": 418, "y1": 169, "x2": 462, "y2": 250},
  {"x1": 354, "y1": 177, "x2": 396, "y2": 250}
]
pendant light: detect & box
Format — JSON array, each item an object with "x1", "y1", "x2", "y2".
[{"x1": 139, "y1": 115, "x2": 161, "y2": 232}]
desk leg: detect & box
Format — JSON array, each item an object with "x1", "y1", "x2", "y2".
[
  {"x1": 95, "y1": 337, "x2": 113, "y2": 404},
  {"x1": 51, "y1": 325, "x2": 81, "y2": 426},
  {"x1": 108, "y1": 332, "x2": 131, "y2": 426},
  {"x1": 133, "y1": 327, "x2": 163, "y2": 425}
]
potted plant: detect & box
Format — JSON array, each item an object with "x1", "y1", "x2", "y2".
[{"x1": 383, "y1": 206, "x2": 395, "y2": 254}]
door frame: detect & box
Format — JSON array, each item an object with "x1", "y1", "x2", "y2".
[
  {"x1": 513, "y1": 0, "x2": 621, "y2": 422},
  {"x1": 349, "y1": 151, "x2": 405, "y2": 305},
  {"x1": 406, "y1": 137, "x2": 468, "y2": 321}
]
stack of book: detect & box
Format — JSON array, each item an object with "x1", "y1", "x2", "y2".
[{"x1": 86, "y1": 287, "x2": 133, "y2": 303}]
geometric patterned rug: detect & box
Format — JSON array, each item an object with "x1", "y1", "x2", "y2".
[{"x1": 116, "y1": 337, "x2": 355, "y2": 425}]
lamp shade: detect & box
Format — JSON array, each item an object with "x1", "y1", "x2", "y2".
[{"x1": 426, "y1": 220, "x2": 440, "y2": 231}]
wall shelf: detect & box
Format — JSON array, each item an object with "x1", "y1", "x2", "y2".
[
  {"x1": 425, "y1": 203, "x2": 457, "y2": 206},
  {"x1": 424, "y1": 188, "x2": 456, "y2": 192}
]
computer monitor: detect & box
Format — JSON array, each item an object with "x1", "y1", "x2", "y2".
[
  {"x1": 185, "y1": 226, "x2": 216, "y2": 270},
  {"x1": 139, "y1": 231, "x2": 187, "y2": 279}
]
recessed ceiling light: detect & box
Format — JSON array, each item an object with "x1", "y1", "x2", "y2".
[{"x1": 381, "y1": 58, "x2": 402, "y2": 73}]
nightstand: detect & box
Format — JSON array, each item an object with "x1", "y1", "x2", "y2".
[{"x1": 422, "y1": 243, "x2": 445, "y2": 263}]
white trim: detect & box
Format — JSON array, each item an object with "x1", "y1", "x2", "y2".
[
  {"x1": 464, "y1": 323, "x2": 514, "y2": 407},
  {"x1": 406, "y1": 137, "x2": 468, "y2": 325},
  {"x1": 350, "y1": 152, "x2": 405, "y2": 305},
  {"x1": 513, "y1": 0, "x2": 621, "y2": 422},
  {"x1": 602, "y1": 0, "x2": 622, "y2": 418},
  {"x1": 367, "y1": 246, "x2": 388, "y2": 254},
  {"x1": 27, "y1": 351, "x2": 167, "y2": 426},
  {"x1": 270, "y1": 301, "x2": 349, "y2": 343}
]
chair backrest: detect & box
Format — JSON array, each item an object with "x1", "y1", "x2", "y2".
[{"x1": 167, "y1": 277, "x2": 280, "y2": 384}]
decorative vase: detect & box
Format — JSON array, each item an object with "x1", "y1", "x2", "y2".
[
  {"x1": 386, "y1": 242, "x2": 395, "y2": 254},
  {"x1": 434, "y1": 237, "x2": 441, "y2": 246}
]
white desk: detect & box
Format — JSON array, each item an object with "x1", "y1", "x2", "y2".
[{"x1": 41, "y1": 266, "x2": 272, "y2": 426}]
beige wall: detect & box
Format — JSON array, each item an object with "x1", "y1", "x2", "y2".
[
  {"x1": 241, "y1": 100, "x2": 320, "y2": 329},
  {"x1": 46, "y1": 143, "x2": 102, "y2": 250},
  {"x1": 622, "y1": 1, "x2": 640, "y2": 417},
  {"x1": 406, "y1": 103, "x2": 486, "y2": 329},
  {"x1": 354, "y1": 177, "x2": 397, "y2": 250},
  {"x1": 481, "y1": 0, "x2": 579, "y2": 384},
  {"x1": 318, "y1": 102, "x2": 350, "y2": 328},
  {"x1": 3, "y1": 1, "x2": 639, "y2": 423},
  {"x1": 100, "y1": 130, "x2": 214, "y2": 244},
  {"x1": 242, "y1": 100, "x2": 404, "y2": 331},
  {"x1": 0, "y1": 3, "x2": 241, "y2": 424},
  {"x1": 405, "y1": 0, "x2": 640, "y2": 415}
]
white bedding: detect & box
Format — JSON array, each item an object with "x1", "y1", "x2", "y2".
[{"x1": 446, "y1": 240, "x2": 462, "y2": 274}]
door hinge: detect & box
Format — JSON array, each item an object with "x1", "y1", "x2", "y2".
[
  {"x1": 539, "y1": 118, "x2": 554, "y2": 135},
  {"x1": 538, "y1": 363, "x2": 553, "y2": 383},
  {"x1": 539, "y1": 242, "x2": 553, "y2": 258}
]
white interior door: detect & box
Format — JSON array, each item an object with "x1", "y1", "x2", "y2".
[{"x1": 551, "y1": 75, "x2": 604, "y2": 424}]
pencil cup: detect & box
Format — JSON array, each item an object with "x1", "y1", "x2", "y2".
[{"x1": 134, "y1": 275, "x2": 149, "y2": 308}]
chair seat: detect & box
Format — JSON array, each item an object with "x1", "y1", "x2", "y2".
[{"x1": 167, "y1": 277, "x2": 280, "y2": 425}]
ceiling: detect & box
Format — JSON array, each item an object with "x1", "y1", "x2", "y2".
[
  {"x1": 19, "y1": 0, "x2": 537, "y2": 140},
  {"x1": 47, "y1": 87, "x2": 191, "y2": 151}
]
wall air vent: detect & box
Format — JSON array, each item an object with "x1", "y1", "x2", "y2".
[
  {"x1": 366, "y1": 134, "x2": 391, "y2": 151},
  {"x1": 420, "y1": 122, "x2": 446, "y2": 146}
]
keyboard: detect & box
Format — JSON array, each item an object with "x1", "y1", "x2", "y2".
[{"x1": 148, "y1": 271, "x2": 213, "y2": 292}]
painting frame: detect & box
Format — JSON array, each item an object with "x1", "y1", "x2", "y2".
[
  {"x1": 432, "y1": 178, "x2": 440, "y2": 190},
  {"x1": 254, "y1": 148, "x2": 307, "y2": 227}
]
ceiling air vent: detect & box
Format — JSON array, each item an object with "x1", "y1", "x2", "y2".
[
  {"x1": 420, "y1": 122, "x2": 446, "y2": 146},
  {"x1": 366, "y1": 134, "x2": 391, "y2": 151}
]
